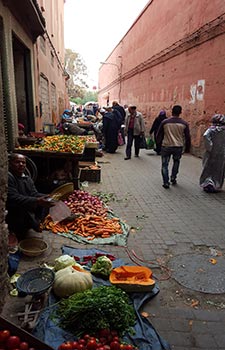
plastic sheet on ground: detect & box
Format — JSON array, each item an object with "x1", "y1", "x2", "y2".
[
  {"x1": 32, "y1": 247, "x2": 171, "y2": 350},
  {"x1": 50, "y1": 211, "x2": 130, "y2": 246}
]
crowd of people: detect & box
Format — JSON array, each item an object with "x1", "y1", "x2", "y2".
[{"x1": 11, "y1": 102, "x2": 225, "y2": 243}]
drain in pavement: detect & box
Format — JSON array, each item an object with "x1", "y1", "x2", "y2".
[{"x1": 169, "y1": 253, "x2": 225, "y2": 294}]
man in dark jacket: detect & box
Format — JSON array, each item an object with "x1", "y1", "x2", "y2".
[
  {"x1": 6, "y1": 153, "x2": 55, "y2": 240},
  {"x1": 112, "y1": 101, "x2": 126, "y2": 143},
  {"x1": 150, "y1": 110, "x2": 167, "y2": 155},
  {"x1": 156, "y1": 105, "x2": 191, "y2": 188}
]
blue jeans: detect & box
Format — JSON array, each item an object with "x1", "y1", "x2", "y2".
[{"x1": 161, "y1": 146, "x2": 183, "y2": 184}]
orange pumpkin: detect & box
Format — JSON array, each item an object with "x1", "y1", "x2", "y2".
[{"x1": 109, "y1": 265, "x2": 155, "y2": 292}]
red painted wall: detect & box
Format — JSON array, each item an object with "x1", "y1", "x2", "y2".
[{"x1": 98, "y1": 0, "x2": 225, "y2": 156}]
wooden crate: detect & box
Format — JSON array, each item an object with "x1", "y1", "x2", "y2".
[{"x1": 0, "y1": 316, "x2": 54, "y2": 350}]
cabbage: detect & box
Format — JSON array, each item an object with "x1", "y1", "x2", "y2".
[
  {"x1": 91, "y1": 256, "x2": 113, "y2": 278},
  {"x1": 54, "y1": 254, "x2": 76, "y2": 271}
]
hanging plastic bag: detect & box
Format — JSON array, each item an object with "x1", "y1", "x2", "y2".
[
  {"x1": 139, "y1": 136, "x2": 147, "y2": 149},
  {"x1": 118, "y1": 131, "x2": 125, "y2": 146},
  {"x1": 146, "y1": 136, "x2": 155, "y2": 149}
]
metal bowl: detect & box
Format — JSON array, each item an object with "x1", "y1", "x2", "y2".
[{"x1": 17, "y1": 267, "x2": 55, "y2": 296}]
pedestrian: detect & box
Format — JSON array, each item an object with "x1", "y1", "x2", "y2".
[
  {"x1": 200, "y1": 114, "x2": 225, "y2": 193},
  {"x1": 112, "y1": 101, "x2": 126, "y2": 144},
  {"x1": 156, "y1": 105, "x2": 191, "y2": 188},
  {"x1": 149, "y1": 110, "x2": 167, "y2": 155},
  {"x1": 124, "y1": 104, "x2": 145, "y2": 160},
  {"x1": 6, "y1": 153, "x2": 55, "y2": 240},
  {"x1": 102, "y1": 105, "x2": 122, "y2": 153}
]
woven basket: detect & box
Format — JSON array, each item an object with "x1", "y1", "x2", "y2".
[
  {"x1": 18, "y1": 238, "x2": 48, "y2": 257},
  {"x1": 50, "y1": 182, "x2": 74, "y2": 201},
  {"x1": 17, "y1": 267, "x2": 55, "y2": 296}
]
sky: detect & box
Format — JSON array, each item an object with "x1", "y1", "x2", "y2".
[{"x1": 64, "y1": 0, "x2": 149, "y2": 88}]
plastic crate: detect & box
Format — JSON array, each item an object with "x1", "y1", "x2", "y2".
[
  {"x1": 79, "y1": 166, "x2": 101, "y2": 182},
  {"x1": 0, "y1": 316, "x2": 54, "y2": 350}
]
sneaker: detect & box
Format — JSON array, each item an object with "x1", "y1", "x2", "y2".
[
  {"x1": 171, "y1": 177, "x2": 177, "y2": 185},
  {"x1": 124, "y1": 157, "x2": 131, "y2": 160},
  {"x1": 162, "y1": 183, "x2": 170, "y2": 189}
]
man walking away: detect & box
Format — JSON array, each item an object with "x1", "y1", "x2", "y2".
[{"x1": 156, "y1": 105, "x2": 191, "y2": 188}]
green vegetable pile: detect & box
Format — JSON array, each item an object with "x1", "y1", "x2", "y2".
[
  {"x1": 53, "y1": 285, "x2": 136, "y2": 336},
  {"x1": 91, "y1": 256, "x2": 113, "y2": 278}
]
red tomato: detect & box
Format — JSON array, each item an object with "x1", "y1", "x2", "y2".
[
  {"x1": 59, "y1": 342, "x2": 73, "y2": 350},
  {"x1": 20, "y1": 342, "x2": 29, "y2": 350},
  {"x1": 83, "y1": 334, "x2": 91, "y2": 341},
  {"x1": 70, "y1": 341, "x2": 79, "y2": 349},
  {"x1": 86, "y1": 339, "x2": 98, "y2": 350},
  {"x1": 0, "y1": 330, "x2": 10, "y2": 342},
  {"x1": 77, "y1": 345, "x2": 85, "y2": 350},
  {"x1": 78, "y1": 339, "x2": 86, "y2": 345},
  {"x1": 112, "y1": 337, "x2": 119, "y2": 343},
  {"x1": 6, "y1": 336, "x2": 21, "y2": 349},
  {"x1": 110, "y1": 341, "x2": 120, "y2": 350},
  {"x1": 28, "y1": 348, "x2": 36, "y2": 350},
  {"x1": 99, "y1": 338, "x2": 107, "y2": 345},
  {"x1": 98, "y1": 329, "x2": 111, "y2": 339},
  {"x1": 110, "y1": 331, "x2": 118, "y2": 337}
]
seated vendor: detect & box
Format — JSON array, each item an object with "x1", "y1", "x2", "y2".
[{"x1": 6, "y1": 153, "x2": 55, "y2": 241}]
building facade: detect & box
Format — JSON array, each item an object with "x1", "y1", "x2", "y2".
[
  {"x1": 98, "y1": 0, "x2": 225, "y2": 156},
  {"x1": 0, "y1": 0, "x2": 68, "y2": 152}
]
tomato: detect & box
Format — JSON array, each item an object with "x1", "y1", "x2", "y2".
[
  {"x1": 110, "y1": 341, "x2": 120, "y2": 350},
  {"x1": 70, "y1": 341, "x2": 79, "y2": 349},
  {"x1": 6, "y1": 336, "x2": 21, "y2": 349},
  {"x1": 124, "y1": 346, "x2": 133, "y2": 350},
  {"x1": 0, "y1": 330, "x2": 10, "y2": 342},
  {"x1": 98, "y1": 329, "x2": 111, "y2": 339},
  {"x1": 112, "y1": 337, "x2": 119, "y2": 343},
  {"x1": 86, "y1": 339, "x2": 98, "y2": 350},
  {"x1": 110, "y1": 331, "x2": 118, "y2": 337},
  {"x1": 99, "y1": 338, "x2": 107, "y2": 345},
  {"x1": 59, "y1": 342, "x2": 73, "y2": 350},
  {"x1": 77, "y1": 345, "x2": 85, "y2": 350},
  {"x1": 83, "y1": 334, "x2": 91, "y2": 341},
  {"x1": 78, "y1": 339, "x2": 86, "y2": 345},
  {"x1": 20, "y1": 342, "x2": 29, "y2": 350}
]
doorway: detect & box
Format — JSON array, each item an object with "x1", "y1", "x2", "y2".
[{"x1": 12, "y1": 34, "x2": 35, "y2": 134}]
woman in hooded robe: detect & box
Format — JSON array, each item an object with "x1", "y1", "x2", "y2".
[{"x1": 200, "y1": 114, "x2": 225, "y2": 192}]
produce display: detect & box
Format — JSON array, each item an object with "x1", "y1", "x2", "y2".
[
  {"x1": 64, "y1": 190, "x2": 108, "y2": 217},
  {"x1": 16, "y1": 135, "x2": 86, "y2": 154},
  {"x1": 53, "y1": 265, "x2": 93, "y2": 298},
  {"x1": 53, "y1": 286, "x2": 136, "y2": 337},
  {"x1": 0, "y1": 329, "x2": 36, "y2": 350},
  {"x1": 41, "y1": 190, "x2": 123, "y2": 239},
  {"x1": 58, "y1": 330, "x2": 138, "y2": 350}
]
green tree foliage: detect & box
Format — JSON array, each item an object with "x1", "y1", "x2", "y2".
[{"x1": 65, "y1": 49, "x2": 88, "y2": 99}]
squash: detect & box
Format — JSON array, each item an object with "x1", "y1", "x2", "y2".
[
  {"x1": 109, "y1": 265, "x2": 155, "y2": 292},
  {"x1": 53, "y1": 265, "x2": 93, "y2": 298}
]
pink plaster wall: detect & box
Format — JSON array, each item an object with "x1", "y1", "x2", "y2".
[{"x1": 98, "y1": 0, "x2": 225, "y2": 156}]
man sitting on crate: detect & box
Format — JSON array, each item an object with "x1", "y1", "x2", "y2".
[{"x1": 6, "y1": 153, "x2": 55, "y2": 241}]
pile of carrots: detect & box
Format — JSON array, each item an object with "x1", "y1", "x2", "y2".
[{"x1": 41, "y1": 214, "x2": 123, "y2": 240}]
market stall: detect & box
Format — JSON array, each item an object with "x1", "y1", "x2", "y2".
[{"x1": 15, "y1": 135, "x2": 100, "y2": 192}]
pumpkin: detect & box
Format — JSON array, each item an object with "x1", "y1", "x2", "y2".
[
  {"x1": 109, "y1": 265, "x2": 155, "y2": 292},
  {"x1": 53, "y1": 265, "x2": 93, "y2": 298}
]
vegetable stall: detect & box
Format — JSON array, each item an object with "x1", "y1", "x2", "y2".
[{"x1": 14, "y1": 135, "x2": 99, "y2": 192}]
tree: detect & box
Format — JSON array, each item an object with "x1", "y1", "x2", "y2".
[{"x1": 65, "y1": 49, "x2": 88, "y2": 99}]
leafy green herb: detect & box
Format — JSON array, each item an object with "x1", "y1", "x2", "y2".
[{"x1": 52, "y1": 285, "x2": 136, "y2": 336}]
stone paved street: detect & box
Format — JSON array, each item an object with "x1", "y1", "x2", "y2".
[{"x1": 3, "y1": 145, "x2": 225, "y2": 350}]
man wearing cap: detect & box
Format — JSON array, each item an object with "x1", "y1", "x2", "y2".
[
  {"x1": 124, "y1": 105, "x2": 145, "y2": 160},
  {"x1": 150, "y1": 110, "x2": 167, "y2": 155}
]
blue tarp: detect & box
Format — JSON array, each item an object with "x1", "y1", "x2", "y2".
[{"x1": 32, "y1": 247, "x2": 171, "y2": 350}]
